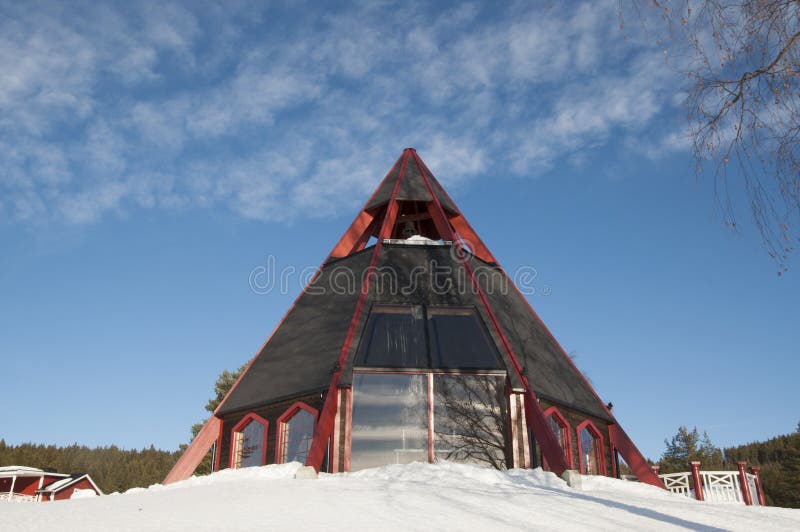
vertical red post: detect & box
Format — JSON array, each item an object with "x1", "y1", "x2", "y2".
[
  {"x1": 750, "y1": 466, "x2": 766, "y2": 506},
  {"x1": 690, "y1": 461, "x2": 704, "y2": 501},
  {"x1": 737, "y1": 461, "x2": 753, "y2": 506}
]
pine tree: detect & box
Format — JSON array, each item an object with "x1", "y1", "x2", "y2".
[{"x1": 659, "y1": 426, "x2": 723, "y2": 473}]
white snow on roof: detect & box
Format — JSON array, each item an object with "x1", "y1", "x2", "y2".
[
  {"x1": 0, "y1": 466, "x2": 67, "y2": 478},
  {"x1": 0, "y1": 462, "x2": 798, "y2": 531},
  {"x1": 38, "y1": 476, "x2": 82, "y2": 493},
  {"x1": 0, "y1": 466, "x2": 44, "y2": 474},
  {"x1": 383, "y1": 235, "x2": 448, "y2": 246}
]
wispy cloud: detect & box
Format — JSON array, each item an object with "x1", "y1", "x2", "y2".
[{"x1": 0, "y1": 0, "x2": 684, "y2": 226}]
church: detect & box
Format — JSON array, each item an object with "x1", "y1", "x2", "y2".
[{"x1": 165, "y1": 148, "x2": 663, "y2": 488}]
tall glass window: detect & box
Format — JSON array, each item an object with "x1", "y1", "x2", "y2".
[
  {"x1": 579, "y1": 426, "x2": 602, "y2": 475},
  {"x1": 232, "y1": 416, "x2": 266, "y2": 469},
  {"x1": 279, "y1": 407, "x2": 315, "y2": 464},
  {"x1": 350, "y1": 373, "x2": 428, "y2": 471},
  {"x1": 433, "y1": 374, "x2": 508, "y2": 469},
  {"x1": 544, "y1": 409, "x2": 570, "y2": 468},
  {"x1": 350, "y1": 373, "x2": 510, "y2": 471}
]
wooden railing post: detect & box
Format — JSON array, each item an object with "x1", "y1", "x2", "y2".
[
  {"x1": 736, "y1": 461, "x2": 753, "y2": 505},
  {"x1": 689, "y1": 461, "x2": 704, "y2": 501},
  {"x1": 749, "y1": 465, "x2": 766, "y2": 506}
]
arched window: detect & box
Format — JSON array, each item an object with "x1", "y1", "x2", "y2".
[
  {"x1": 276, "y1": 402, "x2": 318, "y2": 464},
  {"x1": 542, "y1": 406, "x2": 572, "y2": 468},
  {"x1": 230, "y1": 413, "x2": 269, "y2": 469},
  {"x1": 576, "y1": 420, "x2": 605, "y2": 476}
]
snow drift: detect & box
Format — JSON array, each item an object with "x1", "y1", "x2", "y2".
[{"x1": 1, "y1": 462, "x2": 798, "y2": 531}]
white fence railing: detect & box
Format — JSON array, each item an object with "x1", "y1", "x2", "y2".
[
  {"x1": 0, "y1": 493, "x2": 37, "y2": 503},
  {"x1": 658, "y1": 469, "x2": 762, "y2": 505},
  {"x1": 659, "y1": 472, "x2": 694, "y2": 498},
  {"x1": 700, "y1": 471, "x2": 742, "y2": 503},
  {"x1": 746, "y1": 473, "x2": 761, "y2": 507}
]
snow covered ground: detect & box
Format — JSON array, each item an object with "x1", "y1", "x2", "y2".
[{"x1": 1, "y1": 462, "x2": 798, "y2": 531}]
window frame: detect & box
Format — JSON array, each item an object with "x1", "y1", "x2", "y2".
[
  {"x1": 275, "y1": 401, "x2": 319, "y2": 465},
  {"x1": 229, "y1": 412, "x2": 269, "y2": 469},
  {"x1": 542, "y1": 406, "x2": 573, "y2": 469},
  {"x1": 348, "y1": 369, "x2": 510, "y2": 471},
  {"x1": 576, "y1": 419, "x2": 606, "y2": 476}
]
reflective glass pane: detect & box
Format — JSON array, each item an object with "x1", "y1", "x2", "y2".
[
  {"x1": 355, "y1": 307, "x2": 427, "y2": 367},
  {"x1": 547, "y1": 415, "x2": 570, "y2": 464},
  {"x1": 547, "y1": 416, "x2": 565, "y2": 448},
  {"x1": 427, "y1": 308, "x2": 502, "y2": 369},
  {"x1": 580, "y1": 427, "x2": 600, "y2": 475},
  {"x1": 238, "y1": 419, "x2": 265, "y2": 468},
  {"x1": 350, "y1": 373, "x2": 428, "y2": 471},
  {"x1": 433, "y1": 375, "x2": 509, "y2": 469},
  {"x1": 282, "y1": 409, "x2": 315, "y2": 464}
]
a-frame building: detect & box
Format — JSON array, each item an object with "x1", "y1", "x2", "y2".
[{"x1": 165, "y1": 148, "x2": 663, "y2": 488}]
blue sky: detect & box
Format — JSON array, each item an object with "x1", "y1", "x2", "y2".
[{"x1": 0, "y1": 1, "x2": 797, "y2": 462}]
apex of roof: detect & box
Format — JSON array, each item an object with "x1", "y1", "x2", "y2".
[{"x1": 365, "y1": 148, "x2": 459, "y2": 214}]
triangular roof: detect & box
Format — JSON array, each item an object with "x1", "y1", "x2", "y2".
[{"x1": 167, "y1": 148, "x2": 663, "y2": 490}]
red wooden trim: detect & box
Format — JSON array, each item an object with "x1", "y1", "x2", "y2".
[
  {"x1": 229, "y1": 412, "x2": 270, "y2": 469},
  {"x1": 410, "y1": 154, "x2": 496, "y2": 264},
  {"x1": 607, "y1": 424, "x2": 665, "y2": 488},
  {"x1": 328, "y1": 210, "x2": 376, "y2": 260},
  {"x1": 750, "y1": 466, "x2": 766, "y2": 506},
  {"x1": 508, "y1": 390, "x2": 519, "y2": 467},
  {"x1": 736, "y1": 461, "x2": 753, "y2": 505},
  {"x1": 163, "y1": 416, "x2": 222, "y2": 484},
  {"x1": 326, "y1": 151, "x2": 405, "y2": 261},
  {"x1": 449, "y1": 214, "x2": 497, "y2": 264},
  {"x1": 305, "y1": 150, "x2": 412, "y2": 471},
  {"x1": 411, "y1": 150, "x2": 570, "y2": 476},
  {"x1": 690, "y1": 461, "x2": 704, "y2": 501},
  {"x1": 213, "y1": 417, "x2": 223, "y2": 472},
  {"x1": 575, "y1": 419, "x2": 606, "y2": 476},
  {"x1": 542, "y1": 406, "x2": 573, "y2": 468},
  {"x1": 343, "y1": 387, "x2": 353, "y2": 472},
  {"x1": 331, "y1": 389, "x2": 341, "y2": 473},
  {"x1": 274, "y1": 401, "x2": 319, "y2": 464},
  {"x1": 427, "y1": 373, "x2": 435, "y2": 463}
]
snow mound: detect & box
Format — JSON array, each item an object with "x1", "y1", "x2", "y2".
[
  {"x1": 1, "y1": 462, "x2": 798, "y2": 532},
  {"x1": 69, "y1": 489, "x2": 98, "y2": 500},
  {"x1": 122, "y1": 461, "x2": 303, "y2": 494}
]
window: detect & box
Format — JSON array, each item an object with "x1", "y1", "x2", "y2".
[
  {"x1": 427, "y1": 308, "x2": 502, "y2": 369},
  {"x1": 350, "y1": 372, "x2": 510, "y2": 472},
  {"x1": 542, "y1": 407, "x2": 572, "y2": 468},
  {"x1": 230, "y1": 413, "x2": 268, "y2": 469},
  {"x1": 577, "y1": 421, "x2": 605, "y2": 476},
  {"x1": 277, "y1": 402, "x2": 318, "y2": 464},
  {"x1": 355, "y1": 306, "x2": 427, "y2": 367},
  {"x1": 355, "y1": 305, "x2": 503, "y2": 370},
  {"x1": 350, "y1": 373, "x2": 429, "y2": 471},
  {"x1": 433, "y1": 374, "x2": 508, "y2": 469}
]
